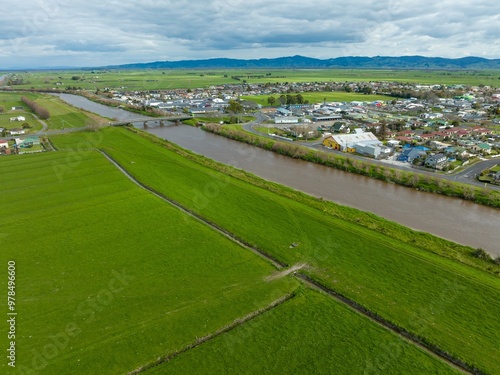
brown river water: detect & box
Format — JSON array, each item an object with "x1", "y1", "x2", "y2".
[{"x1": 54, "y1": 93, "x2": 500, "y2": 255}]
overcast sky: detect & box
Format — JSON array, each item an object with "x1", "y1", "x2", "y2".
[{"x1": 1, "y1": 0, "x2": 499, "y2": 69}]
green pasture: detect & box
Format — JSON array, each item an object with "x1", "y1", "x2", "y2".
[
  {"x1": 0, "y1": 92, "x2": 102, "y2": 130},
  {"x1": 146, "y1": 289, "x2": 460, "y2": 375},
  {"x1": 0, "y1": 150, "x2": 298, "y2": 374},
  {"x1": 4, "y1": 68, "x2": 500, "y2": 91},
  {"x1": 31, "y1": 94, "x2": 103, "y2": 129},
  {"x1": 0, "y1": 91, "x2": 36, "y2": 110},
  {"x1": 56, "y1": 127, "x2": 500, "y2": 374},
  {"x1": 0, "y1": 113, "x2": 43, "y2": 133}
]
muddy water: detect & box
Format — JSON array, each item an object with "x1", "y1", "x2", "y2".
[{"x1": 54, "y1": 93, "x2": 500, "y2": 255}]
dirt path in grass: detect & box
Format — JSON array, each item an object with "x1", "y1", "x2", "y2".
[{"x1": 265, "y1": 263, "x2": 307, "y2": 281}]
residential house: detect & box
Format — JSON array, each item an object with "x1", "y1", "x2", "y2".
[
  {"x1": 471, "y1": 143, "x2": 492, "y2": 154},
  {"x1": 0, "y1": 140, "x2": 9, "y2": 149},
  {"x1": 430, "y1": 141, "x2": 451, "y2": 150},
  {"x1": 396, "y1": 130, "x2": 416, "y2": 138},
  {"x1": 397, "y1": 148, "x2": 428, "y2": 163},
  {"x1": 425, "y1": 153, "x2": 447, "y2": 169},
  {"x1": 444, "y1": 146, "x2": 470, "y2": 160},
  {"x1": 331, "y1": 122, "x2": 350, "y2": 133}
]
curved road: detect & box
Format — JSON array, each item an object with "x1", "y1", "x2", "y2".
[{"x1": 243, "y1": 114, "x2": 500, "y2": 191}]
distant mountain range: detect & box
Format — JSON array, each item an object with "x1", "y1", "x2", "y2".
[{"x1": 102, "y1": 55, "x2": 500, "y2": 70}]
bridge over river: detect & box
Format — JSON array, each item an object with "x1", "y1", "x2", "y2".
[{"x1": 109, "y1": 116, "x2": 192, "y2": 127}]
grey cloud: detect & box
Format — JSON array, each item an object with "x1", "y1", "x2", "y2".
[{"x1": 0, "y1": 0, "x2": 499, "y2": 68}]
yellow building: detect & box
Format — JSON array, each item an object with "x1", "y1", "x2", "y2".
[
  {"x1": 323, "y1": 136, "x2": 341, "y2": 150},
  {"x1": 322, "y1": 136, "x2": 356, "y2": 153}
]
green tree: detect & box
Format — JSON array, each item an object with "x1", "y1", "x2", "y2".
[
  {"x1": 226, "y1": 100, "x2": 244, "y2": 123},
  {"x1": 286, "y1": 94, "x2": 297, "y2": 105},
  {"x1": 361, "y1": 86, "x2": 373, "y2": 95},
  {"x1": 267, "y1": 96, "x2": 276, "y2": 106},
  {"x1": 0, "y1": 105, "x2": 4, "y2": 113}
]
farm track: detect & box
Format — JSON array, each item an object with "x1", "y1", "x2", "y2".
[{"x1": 98, "y1": 149, "x2": 477, "y2": 375}]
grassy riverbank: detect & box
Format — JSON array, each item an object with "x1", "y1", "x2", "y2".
[{"x1": 50, "y1": 127, "x2": 500, "y2": 374}]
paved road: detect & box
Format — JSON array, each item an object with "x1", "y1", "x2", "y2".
[{"x1": 242, "y1": 114, "x2": 500, "y2": 191}]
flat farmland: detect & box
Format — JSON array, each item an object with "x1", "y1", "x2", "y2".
[
  {"x1": 3, "y1": 68, "x2": 499, "y2": 91},
  {"x1": 0, "y1": 150, "x2": 298, "y2": 374},
  {"x1": 62, "y1": 126, "x2": 499, "y2": 374},
  {"x1": 0, "y1": 92, "x2": 102, "y2": 131},
  {"x1": 145, "y1": 289, "x2": 461, "y2": 375}
]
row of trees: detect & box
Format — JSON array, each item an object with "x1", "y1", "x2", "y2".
[
  {"x1": 267, "y1": 94, "x2": 307, "y2": 106},
  {"x1": 21, "y1": 96, "x2": 50, "y2": 119}
]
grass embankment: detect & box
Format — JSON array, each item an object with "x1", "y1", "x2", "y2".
[
  {"x1": 0, "y1": 150, "x2": 298, "y2": 374},
  {"x1": 145, "y1": 289, "x2": 461, "y2": 375},
  {"x1": 202, "y1": 124, "x2": 500, "y2": 209},
  {"x1": 51, "y1": 127, "x2": 500, "y2": 374}
]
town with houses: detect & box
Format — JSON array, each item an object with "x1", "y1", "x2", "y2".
[
  {"x1": 95, "y1": 79, "x2": 500, "y2": 180},
  {"x1": 2, "y1": 79, "x2": 500, "y2": 182}
]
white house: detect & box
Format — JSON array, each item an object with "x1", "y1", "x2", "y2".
[{"x1": 0, "y1": 140, "x2": 9, "y2": 149}]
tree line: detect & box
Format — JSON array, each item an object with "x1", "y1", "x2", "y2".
[{"x1": 21, "y1": 96, "x2": 50, "y2": 119}]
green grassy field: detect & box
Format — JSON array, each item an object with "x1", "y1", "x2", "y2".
[
  {"x1": 0, "y1": 92, "x2": 42, "y2": 133},
  {"x1": 242, "y1": 91, "x2": 390, "y2": 106},
  {"x1": 0, "y1": 150, "x2": 299, "y2": 374},
  {"x1": 30, "y1": 94, "x2": 104, "y2": 129},
  {"x1": 3, "y1": 68, "x2": 499, "y2": 91},
  {"x1": 0, "y1": 92, "x2": 103, "y2": 131},
  {"x1": 54, "y1": 126, "x2": 500, "y2": 374},
  {"x1": 0, "y1": 113, "x2": 43, "y2": 133},
  {"x1": 145, "y1": 289, "x2": 461, "y2": 375}
]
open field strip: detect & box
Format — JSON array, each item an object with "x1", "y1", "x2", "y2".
[
  {"x1": 49, "y1": 127, "x2": 500, "y2": 374},
  {"x1": 0, "y1": 150, "x2": 299, "y2": 374},
  {"x1": 144, "y1": 289, "x2": 462, "y2": 375}
]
